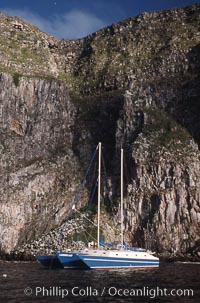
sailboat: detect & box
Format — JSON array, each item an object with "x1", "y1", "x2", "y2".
[{"x1": 57, "y1": 143, "x2": 159, "y2": 269}]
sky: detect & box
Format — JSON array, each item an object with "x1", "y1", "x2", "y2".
[{"x1": 0, "y1": 0, "x2": 199, "y2": 39}]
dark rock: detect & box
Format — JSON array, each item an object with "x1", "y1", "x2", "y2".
[{"x1": 0, "y1": 4, "x2": 200, "y2": 259}]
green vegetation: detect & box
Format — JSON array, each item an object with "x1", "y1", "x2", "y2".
[
  {"x1": 0, "y1": 4, "x2": 199, "y2": 97},
  {"x1": 13, "y1": 72, "x2": 22, "y2": 87},
  {"x1": 58, "y1": 73, "x2": 83, "y2": 88},
  {"x1": 64, "y1": 204, "x2": 99, "y2": 245},
  {"x1": 143, "y1": 106, "x2": 192, "y2": 151}
]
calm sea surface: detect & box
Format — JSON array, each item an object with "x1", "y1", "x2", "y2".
[{"x1": 0, "y1": 261, "x2": 199, "y2": 302}]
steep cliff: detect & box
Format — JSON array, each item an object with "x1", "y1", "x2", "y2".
[
  {"x1": 0, "y1": 4, "x2": 200, "y2": 258},
  {"x1": 114, "y1": 81, "x2": 200, "y2": 256},
  {"x1": 0, "y1": 73, "x2": 86, "y2": 252}
]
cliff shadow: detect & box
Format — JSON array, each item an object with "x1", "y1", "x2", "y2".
[{"x1": 71, "y1": 92, "x2": 124, "y2": 169}]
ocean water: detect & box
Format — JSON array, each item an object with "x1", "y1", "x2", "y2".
[{"x1": 0, "y1": 261, "x2": 199, "y2": 302}]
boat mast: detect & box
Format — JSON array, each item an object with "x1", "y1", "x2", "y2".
[
  {"x1": 97, "y1": 142, "x2": 101, "y2": 249},
  {"x1": 121, "y1": 148, "x2": 124, "y2": 249}
]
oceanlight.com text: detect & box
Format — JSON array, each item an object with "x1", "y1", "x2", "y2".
[{"x1": 24, "y1": 285, "x2": 194, "y2": 299}]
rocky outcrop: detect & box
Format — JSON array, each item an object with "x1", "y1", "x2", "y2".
[
  {"x1": 1, "y1": 4, "x2": 200, "y2": 94},
  {"x1": 0, "y1": 73, "x2": 88, "y2": 252},
  {"x1": 16, "y1": 218, "x2": 86, "y2": 257},
  {"x1": 0, "y1": 4, "x2": 200, "y2": 258},
  {"x1": 114, "y1": 82, "x2": 200, "y2": 256}
]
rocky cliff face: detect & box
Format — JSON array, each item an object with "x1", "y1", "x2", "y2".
[
  {"x1": 115, "y1": 82, "x2": 200, "y2": 255},
  {"x1": 0, "y1": 73, "x2": 86, "y2": 252},
  {"x1": 0, "y1": 4, "x2": 200, "y2": 257}
]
